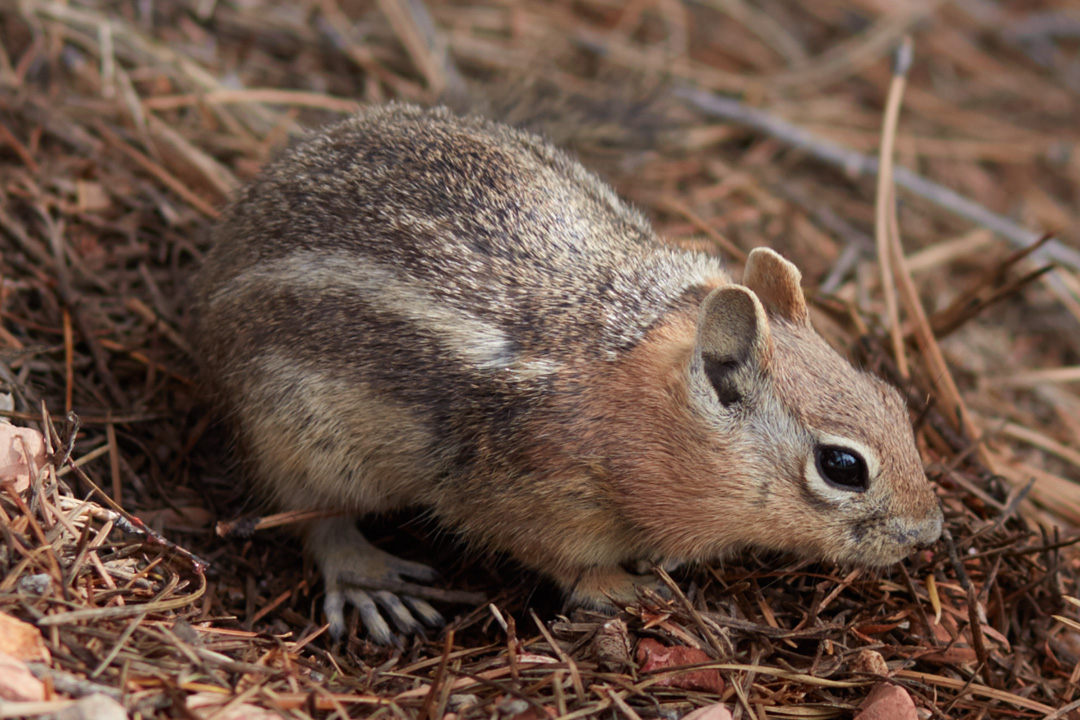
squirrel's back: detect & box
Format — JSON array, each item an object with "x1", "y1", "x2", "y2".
[{"x1": 198, "y1": 104, "x2": 726, "y2": 364}]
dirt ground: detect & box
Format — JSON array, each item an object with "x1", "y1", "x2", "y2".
[{"x1": 2, "y1": 1, "x2": 1080, "y2": 718}]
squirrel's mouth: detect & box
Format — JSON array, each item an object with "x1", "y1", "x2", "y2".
[
  {"x1": 835, "y1": 532, "x2": 930, "y2": 569},
  {"x1": 902, "y1": 506, "x2": 945, "y2": 549},
  {"x1": 861, "y1": 507, "x2": 944, "y2": 565}
]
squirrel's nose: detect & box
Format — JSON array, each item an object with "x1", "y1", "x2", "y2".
[{"x1": 915, "y1": 505, "x2": 944, "y2": 548}]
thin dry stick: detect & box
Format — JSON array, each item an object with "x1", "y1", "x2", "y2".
[
  {"x1": 895, "y1": 670, "x2": 1054, "y2": 714},
  {"x1": 0, "y1": 119, "x2": 41, "y2": 172},
  {"x1": 706, "y1": 0, "x2": 808, "y2": 65},
  {"x1": 606, "y1": 689, "x2": 645, "y2": 720},
  {"x1": 763, "y1": 1, "x2": 943, "y2": 91},
  {"x1": 105, "y1": 418, "x2": 120, "y2": 503},
  {"x1": 875, "y1": 38, "x2": 911, "y2": 378},
  {"x1": 999, "y1": 422, "x2": 1080, "y2": 469},
  {"x1": 652, "y1": 564, "x2": 728, "y2": 658},
  {"x1": 142, "y1": 88, "x2": 362, "y2": 113},
  {"x1": 94, "y1": 122, "x2": 219, "y2": 219},
  {"x1": 657, "y1": 196, "x2": 748, "y2": 262},
  {"x1": 61, "y1": 308, "x2": 73, "y2": 414},
  {"x1": 38, "y1": 207, "x2": 127, "y2": 407},
  {"x1": 89, "y1": 611, "x2": 146, "y2": 678},
  {"x1": 376, "y1": 0, "x2": 465, "y2": 98},
  {"x1": 418, "y1": 631, "x2": 455, "y2": 720},
  {"x1": 1043, "y1": 698, "x2": 1080, "y2": 720},
  {"x1": 988, "y1": 366, "x2": 1080, "y2": 387},
  {"x1": 37, "y1": 573, "x2": 207, "y2": 625},
  {"x1": 882, "y1": 147, "x2": 984, "y2": 457},
  {"x1": 868, "y1": 40, "x2": 983, "y2": 447},
  {"x1": 145, "y1": 114, "x2": 239, "y2": 200},
  {"x1": 125, "y1": 298, "x2": 193, "y2": 357},
  {"x1": 530, "y1": 609, "x2": 586, "y2": 700}
]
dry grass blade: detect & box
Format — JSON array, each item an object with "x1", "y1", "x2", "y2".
[
  {"x1": 874, "y1": 38, "x2": 911, "y2": 379},
  {"x1": 376, "y1": 0, "x2": 465, "y2": 97},
  {"x1": 895, "y1": 670, "x2": 1056, "y2": 714},
  {"x1": 877, "y1": 45, "x2": 980, "y2": 451}
]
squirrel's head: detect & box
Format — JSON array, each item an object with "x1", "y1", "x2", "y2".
[{"x1": 683, "y1": 248, "x2": 942, "y2": 567}]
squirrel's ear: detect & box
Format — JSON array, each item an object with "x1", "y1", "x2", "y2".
[
  {"x1": 741, "y1": 247, "x2": 809, "y2": 326},
  {"x1": 695, "y1": 286, "x2": 772, "y2": 405}
]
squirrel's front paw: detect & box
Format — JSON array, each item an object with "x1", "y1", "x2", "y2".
[
  {"x1": 307, "y1": 518, "x2": 443, "y2": 644},
  {"x1": 564, "y1": 566, "x2": 667, "y2": 611}
]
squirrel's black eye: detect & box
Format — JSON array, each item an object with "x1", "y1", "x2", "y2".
[{"x1": 815, "y1": 446, "x2": 868, "y2": 491}]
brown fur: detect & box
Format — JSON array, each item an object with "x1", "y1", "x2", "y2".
[{"x1": 193, "y1": 103, "x2": 942, "y2": 639}]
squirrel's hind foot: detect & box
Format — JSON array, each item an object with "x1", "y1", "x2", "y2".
[{"x1": 307, "y1": 517, "x2": 443, "y2": 645}]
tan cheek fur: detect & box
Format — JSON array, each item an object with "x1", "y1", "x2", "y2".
[{"x1": 530, "y1": 290, "x2": 791, "y2": 566}]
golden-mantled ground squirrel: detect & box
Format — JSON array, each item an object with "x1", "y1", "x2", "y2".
[{"x1": 194, "y1": 103, "x2": 943, "y2": 644}]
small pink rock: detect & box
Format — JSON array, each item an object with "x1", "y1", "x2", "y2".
[
  {"x1": 54, "y1": 694, "x2": 127, "y2": 720},
  {"x1": 0, "y1": 424, "x2": 46, "y2": 495},
  {"x1": 636, "y1": 638, "x2": 725, "y2": 694},
  {"x1": 0, "y1": 651, "x2": 45, "y2": 702},
  {"x1": 0, "y1": 611, "x2": 50, "y2": 662},
  {"x1": 681, "y1": 703, "x2": 734, "y2": 720},
  {"x1": 187, "y1": 693, "x2": 282, "y2": 720},
  {"x1": 848, "y1": 648, "x2": 888, "y2": 676},
  {"x1": 854, "y1": 682, "x2": 918, "y2": 720}
]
